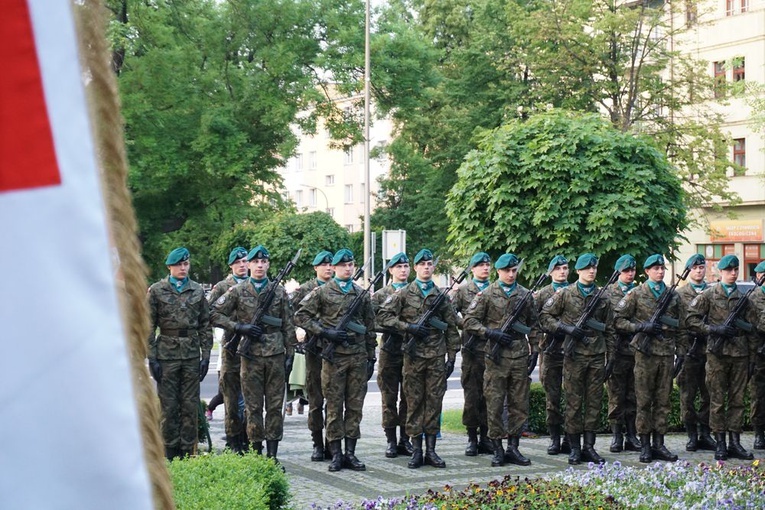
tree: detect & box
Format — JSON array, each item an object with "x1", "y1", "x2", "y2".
[{"x1": 445, "y1": 110, "x2": 689, "y2": 280}]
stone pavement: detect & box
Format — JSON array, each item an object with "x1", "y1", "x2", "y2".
[{"x1": 204, "y1": 389, "x2": 762, "y2": 509}]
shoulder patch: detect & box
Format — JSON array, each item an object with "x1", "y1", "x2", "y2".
[
  {"x1": 690, "y1": 296, "x2": 700, "y2": 308},
  {"x1": 616, "y1": 297, "x2": 627, "y2": 310},
  {"x1": 544, "y1": 297, "x2": 555, "y2": 308},
  {"x1": 383, "y1": 294, "x2": 395, "y2": 306},
  {"x1": 468, "y1": 295, "x2": 480, "y2": 311},
  {"x1": 216, "y1": 295, "x2": 226, "y2": 306}
]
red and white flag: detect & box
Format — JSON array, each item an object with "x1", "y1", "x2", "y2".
[{"x1": 1, "y1": 1, "x2": 153, "y2": 508}]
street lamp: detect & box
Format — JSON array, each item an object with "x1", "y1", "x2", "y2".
[{"x1": 300, "y1": 184, "x2": 330, "y2": 215}]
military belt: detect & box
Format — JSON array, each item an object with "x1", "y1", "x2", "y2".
[{"x1": 160, "y1": 327, "x2": 189, "y2": 337}]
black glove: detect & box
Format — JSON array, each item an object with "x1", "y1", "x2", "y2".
[
  {"x1": 603, "y1": 358, "x2": 615, "y2": 383},
  {"x1": 406, "y1": 323, "x2": 431, "y2": 338},
  {"x1": 235, "y1": 323, "x2": 262, "y2": 339},
  {"x1": 748, "y1": 361, "x2": 756, "y2": 381},
  {"x1": 527, "y1": 352, "x2": 539, "y2": 376},
  {"x1": 709, "y1": 324, "x2": 737, "y2": 338},
  {"x1": 485, "y1": 328, "x2": 512, "y2": 344},
  {"x1": 636, "y1": 321, "x2": 663, "y2": 335},
  {"x1": 366, "y1": 358, "x2": 376, "y2": 381},
  {"x1": 672, "y1": 355, "x2": 685, "y2": 379},
  {"x1": 148, "y1": 358, "x2": 162, "y2": 384},
  {"x1": 445, "y1": 359, "x2": 455, "y2": 379},
  {"x1": 321, "y1": 328, "x2": 348, "y2": 343},
  {"x1": 199, "y1": 358, "x2": 210, "y2": 382},
  {"x1": 295, "y1": 343, "x2": 305, "y2": 354},
  {"x1": 557, "y1": 322, "x2": 586, "y2": 341},
  {"x1": 284, "y1": 355, "x2": 294, "y2": 380}
]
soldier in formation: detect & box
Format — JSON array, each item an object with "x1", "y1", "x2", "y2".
[{"x1": 750, "y1": 260, "x2": 765, "y2": 451}]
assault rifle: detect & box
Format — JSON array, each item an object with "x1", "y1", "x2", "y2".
[
  {"x1": 559, "y1": 270, "x2": 621, "y2": 359},
  {"x1": 487, "y1": 271, "x2": 551, "y2": 364},
  {"x1": 633, "y1": 266, "x2": 692, "y2": 357},
  {"x1": 708, "y1": 274, "x2": 765, "y2": 356},
  {"x1": 403, "y1": 262, "x2": 470, "y2": 358},
  {"x1": 227, "y1": 249, "x2": 301, "y2": 358},
  {"x1": 320, "y1": 261, "x2": 389, "y2": 363}
]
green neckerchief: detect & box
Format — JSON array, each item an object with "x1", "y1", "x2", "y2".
[
  {"x1": 473, "y1": 278, "x2": 490, "y2": 292},
  {"x1": 415, "y1": 279, "x2": 435, "y2": 297},
  {"x1": 232, "y1": 275, "x2": 247, "y2": 284},
  {"x1": 720, "y1": 282, "x2": 737, "y2": 297},
  {"x1": 333, "y1": 276, "x2": 353, "y2": 294},
  {"x1": 168, "y1": 276, "x2": 189, "y2": 293},
  {"x1": 690, "y1": 282, "x2": 707, "y2": 293},
  {"x1": 498, "y1": 281, "x2": 518, "y2": 296},
  {"x1": 249, "y1": 277, "x2": 269, "y2": 294},
  {"x1": 392, "y1": 282, "x2": 407, "y2": 290},
  {"x1": 646, "y1": 280, "x2": 666, "y2": 299},
  {"x1": 618, "y1": 281, "x2": 636, "y2": 294},
  {"x1": 576, "y1": 281, "x2": 595, "y2": 298},
  {"x1": 552, "y1": 281, "x2": 569, "y2": 291},
  {"x1": 316, "y1": 278, "x2": 328, "y2": 286}
]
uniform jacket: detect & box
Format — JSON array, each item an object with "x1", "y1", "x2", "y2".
[
  {"x1": 605, "y1": 284, "x2": 636, "y2": 357},
  {"x1": 534, "y1": 283, "x2": 565, "y2": 352},
  {"x1": 677, "y1": 283, "x2": 709, "y2": 356},
  {"x1": 373, "y1": 284, "x2": 405, "y2": 354},
  {"x1": 452, "y1": 280, "x2": 485, "y2": 349}
]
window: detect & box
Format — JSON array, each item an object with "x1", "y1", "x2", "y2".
[
  {"x1": 326, "y1": 207, "x2": 334, "y2": 217},
  {"x1": 742, "y1": 0, "x2": 749, "y2": 13},
  {"x1": 726, "y1": 0, "x2": 735, "y2": 15},
  {"x1": 345, "y1": 224, "x2": 354, "y2": 233},
  {"x1": 733, "y1": 58, "x2": 745, "y2": 82},
  {"x1": 308, "y1": 151, "x2": 317, "y2": 170},
  {"x1": 295, "y1": 190, "x2": 303, "y2": 207},
  {"x1": 295, "y1": 153, "x2": 303, "y2": 172},
  {"x1": 344, "y1": 184, "x2": 353, "y2": 203},
  {"x1": 733, "y1": 138, "x2": 746, "y2": 174},
  {"x1": 309, "y1": 188, "x2": 317, "y2": 207},
  {"x1": 325, "y1": 174, "x2": 335, "y2": 186},
  {"x1": 344, "y1": 148, "x2": 354, "y2": 165},
  {"x1": 360, "y1": 183, "x2": 365, "y2": 203},
  {"x1": 714, "y1": 61, "x2": 726, "y2": 98},
  {"x1": 685, "y1": 0, "x2": 697, "y2": 25}
]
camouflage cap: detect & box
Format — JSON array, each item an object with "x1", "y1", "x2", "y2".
[
  {"x1": 495, "y1": 253, "x2": 520, "y2": 270},
  {"x1": 643, "y1": 254, "x2": 666, "y2": 269},
  {"x1": 247, "y1": 245, "x2": 270, "y2": 261},
  {"x1": 413, "y1": 249, "x2": 433, "y2": 265},
  {"x1": 718, "y1": 254, "x2": 739, "y2": 270},
  {"x1": 754, "y1": 260, "x2": 765, "y2": 273},
  {"x1": 684, "y1": 253, "x2": 706, "y2": 269},
  {"x1": 547, "y1": 255, "x2": 568, "y2": 273},
  {"x1": 574, "y1": 253, "x2": 598, "y2": 270},
  {"x1": 228, "y1": 246, "x2": 249, "y2": 265},
  {"x1": 614, "y1": 254, "x2": 636, "y2": 272},
  {"x1": 312, "y1": 250, "x2": 334, "y2": 266},
  {"x1": 470, "y1": 252, "x2": 491, "y2": 268},
  {"x1": 165, "y1": 247, "x2": 190, "y2": 265},
  {"x1": 332, "y1": 248, "x2": 354, "y2": 265},
  {"x1": 388, "y1": 252, "x2": 409, "y2": 267}
]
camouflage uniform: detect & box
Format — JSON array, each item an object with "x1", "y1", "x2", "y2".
[
  {"x1": 211, "y1": 279, "x2": 296, "y2": 447},
  {"x1": 452, "y1": 279, "x2": 492, "y2": 455},
  {"x1": 686, "y1": 281, "x2": 758, "y2": 460},
  {"x1": 463, "y1": 281, "x2": 538, "y2": 466},
  {"x1": 208, "y1": 274, "x2": 246, "y2": 449},
  {"x1": 148, "y1": 277, "x2": 212, "y2": 457},
  {"x1": 749, "y1": 285, "x2": 765, "y2": 449}
]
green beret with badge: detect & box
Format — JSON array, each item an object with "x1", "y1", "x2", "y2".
[
  {"x1": 470, "y1": 252, "x2": 491, "y2": 268},
  {"x1": 684, "y1": 253, "x2": 706, "y2": 269},
  {"x1": 413, "y1": 249, "x2": 433, "y2": 264},
  {"x1": 717, "y1": 254, "x2": 739, "y2": 270},
  {"x1": 574, "y1": 253, "x2": 598, "y2": 270},
  {"x1": 332, "y1": 248, "x2": 354, "y2": 265},
  {"x1": 755, "y1": 260, "x2": 765, "y2": 273},
  {"x1": 643, "y1": 254, "x2": 665, "y2": 269},
  {"x1": 247, "y1": 245, "x2": 269, "y2": 260},
  {"x1": 388, "y1": 252, "x2": 409, "y2": 267},
  {"x1": 227, "y1": 246, "x2": 248, "y2": 265},
  {"x1": 614, "y1": 254, "x2": 636, "y2": 272},
  {"x1": 166, "y1": 247, "x2": 190, "y2": 265},
  {"x1": 547, "y1": 255, "x2": 568, "y2": 273},
  {"x1": 495, "y1": 253, "x2": 520, "y2": 270},
  {"x1": 312, "y1": 250, "x2": 334, "y2": 266}
]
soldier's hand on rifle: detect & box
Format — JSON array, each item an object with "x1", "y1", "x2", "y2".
[
  {"x1": 527, "y1": 352, "x2": 538, "y2": 376},
  {"x1": 672, "y1": 355, "x2": 685, "y2": 379},
  {"x1": 709, "y1": 324, "x2": 736, "y2": 338},
  {"x1": 321, "y1": 327, "x2": 348, "y2": 343},
  {"x1": 603, "y1": 357, "x2": 615, "y2": 383},
  {"x1": 199, "y1": 358, "x2": 210, "y2": 382},
  {"x1": 366, "y1": 358, "x2": 376, "y2": 381},
  {"x1": 284, "y1": 355, "x2": 294, "y2": 380},
  {"x1": 748, "y1": 361, "x2": 756, "y2": 381},
  {"x1": 636, "y1": 321, "x2": 663, "y2": 335},
  {"x1": 148, "y1": 358, "x2": 162, "y2": 384},
  {"x1": 406, "y1": 323, "x2": 431, "y2": 338},
  {"x1": 556, "y1": 322, "x2": 587, "y2": 341},
  {"x1": 445, "y1": 358, "x2": 455, "y2": 379},
  {"x1": 235, "y1": 323, "x2": 262, "y2": 339},
  {"x1": 485, "y1": 328, "x2": 512, "y2": 343}
]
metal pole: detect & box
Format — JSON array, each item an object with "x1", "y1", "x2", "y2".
[{"x1": 363, "y1": 0, "x2": 371, "y2": 284}]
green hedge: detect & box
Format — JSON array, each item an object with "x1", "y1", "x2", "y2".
[{"x1": 167, "y1": 452, "x2": 290, "y2": 510}]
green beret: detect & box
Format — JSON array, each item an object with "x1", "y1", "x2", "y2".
[
  {"x1": 228, "y1": 246, "x2": 249, "y2": 265},
  {"x1": 574, "y1": 253, "x2": 598, "y2": 270},
  {"x1": 718, "y1": 254, "x2": 739, "y2": 270},
  {"x1": 685, "y1": 253, "x2": 706, "y2": 269},
  {"x1": 754, "y1": 260, "x2": 765, "y2": 273},
  {"x1": 165, "y1": 247, "x2": 190, "y2": 265},
  {"x1": 614, "y1": 254, "x2": 636, "y2": 272},
  {"x1": 643, "y1": 254, "x2": 666, "y2": 269},
  {"x1": 388, "y1": 252, "x2": 409, "y2": 267},
  {"x1": 312, "y1": 250, "x2": 334, "y2": 266},
  {"x1": 413, "y1": 249, "x2": 433, "y2": 265},
  {"x1": 332, "y1": 248, "x2": 354, "y2": 265},
  {"x1": 247, "y1": 245, "x2": 269, "y2": 261},
  {"x1": 470, "y1": 252, "x2": 491, "y2": 268},
  {"x1": 547, "y1": 255, "x2": 568, "y2": 273},
  {"x1": 495, "y1": 253, "x2": 520, "y2": 270}
]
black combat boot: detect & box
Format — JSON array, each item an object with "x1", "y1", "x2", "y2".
[
  {"x1": 547, "y1": 424, "x2": 562, "y2": 455},
  {"x1": 651, "y1": 432, "x2": 677, "y2": 462},
  {"x1": 325, "y1": 437, "x2": 333, "y2": 460},
  {"x1": 424, "y1": 434, "x2": 446, "y2": 468},
  {"x1": 491, "y1": 438, "x2": 505, "y2": 467},
  {"x1": 311, "y1": 430, "x2": 325, "y2": 461},
  {"x1": 478, "y1": 424, "x2": 494, "y2": 454},
  {"x1": 560, "y1": 433, "x2": 572, "y2": 454},
  {"x1": 344, "y1": 437, "x2": 366, "y2": 471},
  {"x1": 384, "y1": 427, "x2": 398, "y2": 458},
  {"x1": 238, "y1": 430, "x2": 250, "y2": 453},
  {"x1": 568, "y1": 433, "x2": 582, "y2": 465},
  {"x1": 251, "y1": 441, "x2": 263, "y2": 455},
  {"x1": 226, "y1": 435, "x2": 243, "y2": 455},
  {"x1": 165, "y1": 446, "x2": 181, "y2": 461},
  {"x1": 624, "y1": 420, "x2": 642, "y2": 452},
  {"x1": 328, "y1": 439, "x2": 344, "y2": 472},
  {"x1": 398, "y1": 427, "x2": 414, "y2": 456},
  {"x1": 754, "y1": 426, "x2": 765, "y2": 450},
  {"x1": 581, "y1": 431, "x2": 605, "y2": 464},
  {"x1": 727, "y1": 432, "x2": 754, "y2": 460},
  {"x1": 465, "y1": 427, "x2": 478, "y2": 456},
  {"x1": 266, "y1": 439, "x2": 283, "y2": 469},
  {"x1": 609, "y1": 423, "x2": 623, "y2": 453},
  {"x1": 714, "y1": 432, "x2": 727, "y2": 461},
  {"x1": 697, "y1": 423, "x2": 717, "y2": 451},
  {"x1": 504, "y1": 436, "x2": 531, "y2": 466},
  {"x1": 408, "y1": 435, "x2": 424, "y2": 469},
  {"x1": 685, "y1": 423, "x2": 698, "y2": 452},
  {"x1": 639, "y1": 434, "x2": 652, "y2": 463}
]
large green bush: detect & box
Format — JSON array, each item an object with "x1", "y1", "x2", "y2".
[{"x1": 167, "y1": 452, "x2": 289, "y2": 510}]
